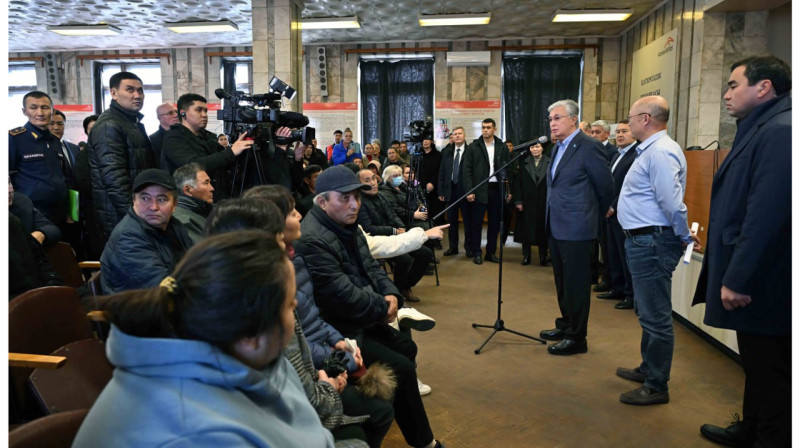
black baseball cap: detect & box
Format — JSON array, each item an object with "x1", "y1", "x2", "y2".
[
  {"x1": 315, "y1": 166, "x2": 371, "y2": 194},
  {"x1": 132, "y1": 169, "x2": 177, "y2": 193}
]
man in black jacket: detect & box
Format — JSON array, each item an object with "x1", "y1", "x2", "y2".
[
  {"x1": 294, "y1": 165, "x2": 444, "y2": 448},
  {"x1": 88, "y1": 71, "x2": 157, "y2": 245},
  {"x1": 161, "y1": 93, "x2": 253, "y2": 200},
  {"x1": 149, "y1": 102, "x2": 179, "y2": 165},
  {"x1": 100, "y1": 169, "x2": 193, "y2": 294},
  {"x1": 172, "y1": 162, "x2": 215, "y2": 244},
  {"x1": 9, "y1": 179, "x2": 61, "y2": 248},
  {"x1": 462, "y1": 118, "x2": 510, "y2": 264},
  {"x1": 694, "y1": 55, "x2": 791, "y2": 448},
  {"x1": 437, "y1": 126, "x2": 472, "y2": 257}
]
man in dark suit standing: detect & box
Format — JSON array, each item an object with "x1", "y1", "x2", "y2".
[
  {"x1": 539, "y1": 100, "x2": 613, "y2": 355},
  {"x1": 694, "y1": 56, "x2": 791, "y2": 448},
  {"x1": 600, "y1": 120, "x2": 637, "y2": 309},
  {"x1": 438, "y1": 127, "x2": 472, "y2": 257},
  {"x1": 48, "y1": 109, "x2": 83, "y2": 256},
  {"x1": 589, "y1": 119, "x2": 616, "y2": 291},
  {"x1": 462, "y1": 118, "x2": 510, "y2": 265}
]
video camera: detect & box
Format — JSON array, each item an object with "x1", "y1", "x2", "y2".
[
  {"x1": 403, "y1": 115, "x2": 434, "y2": 144},
  {"x1": 215, "y1": 76, "x2": 314, "y2": 147}
]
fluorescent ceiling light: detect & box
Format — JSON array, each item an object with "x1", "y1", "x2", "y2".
[
  {"x1": 47, "y1": 24, "x2": 121, "y2": 36},
  {"x1": 301, "y1": 16, "x2": 360, "y2": 30},
  {"x1": 166, "y1": 20, "x2": 239, "y2": 33},
  {"x1": 552, "y1": 9, "x2": 633, "y2": 22},
  {"x1": 419, "y1": 13, "x2": 491, "y2": 26}
]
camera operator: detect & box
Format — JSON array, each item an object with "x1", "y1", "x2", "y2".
[{"x1": 162, "y1": 93, "x2": 253, "y2": 199}]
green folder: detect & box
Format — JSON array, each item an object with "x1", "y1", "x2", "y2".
[{"x1": 68, "y1": 189, "x2": 79, "y2": 222}]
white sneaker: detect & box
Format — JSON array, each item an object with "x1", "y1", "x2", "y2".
[
  {"x1": 417, "y1": 379, "x2": 432, "y2": 396},
  {"x1": 397, "y1": 307, "x2": 436, "y2": 331},
  {"x1": 388, "y1": 317, "x2": 400, "y2": 331}
]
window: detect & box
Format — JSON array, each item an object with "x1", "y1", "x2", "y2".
[
  {"x1": 94, "y1": 62, "x2": 163, "y2": 134},
  {"x1": 9, "y1": 63, "x2": 38, "y2": 127},
  {"x1": 220, "y1": 61, "x2": 253, "y2": 95}
]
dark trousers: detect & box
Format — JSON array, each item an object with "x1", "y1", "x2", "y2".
[
  {"x1": 548, "y1": 235, "x2": 594, "y2": 341},
  {"x1": 467, "y1": 183, "x2": 502, "y2": 255},
  {"x1": 390, "y1": 246, "x2": 433, "y2": 291},
  {"x1": 522, "y1": 241, "x2": 548, "y2": 265},
  {"x1": 606, "y1": 216, "x2": 633, "y2": 299},
  {"x1": 446, "y1": 182, "x2": 471, "y2": 253},
  {"x1": 340, "y1": 385, "x2": 394, "y2": 448},
  {"x1": 501, "y1": 202, "x2": 514, "y2": 245},
  {"x1": 590, "y1": 217, "x2": 608, "y2": 282},
  {"x1": 737, "y1": 332, "x2": 791, "y2": 448},
  {"x1": 361, "y1": 324, "x2": 434, "y2": 447}
]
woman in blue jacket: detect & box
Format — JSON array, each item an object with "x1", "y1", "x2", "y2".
[{"x1": 73, "y1": 231, "x2": 335, "y2": 448}]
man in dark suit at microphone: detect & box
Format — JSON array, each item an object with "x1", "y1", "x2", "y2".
[{"x1": 539, "y1": 100, "x2": 614, "y2": 355}]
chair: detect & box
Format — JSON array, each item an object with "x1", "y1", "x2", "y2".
[
  {"x1": 9, "y1": 287, "x2": 95, "y2": 423},
  {"x1": 29, "y1": 339, "x2": 113, "y2": 414},
  {"x1": 44, "y1": 242, "x2": 101, "y2": 288},
  {"x1": 9, "y1": 409, "x2": 89, "y2": 448}
]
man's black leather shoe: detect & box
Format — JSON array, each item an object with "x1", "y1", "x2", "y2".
[
  {"x1": 539, "y1": 328, "x2": 565, "y2": 341},
  {"x1": 521, "y1": 256, "x2": 531, "y2": 265},
  {"x1": 547, "y1": 339, "x2": 588, "y2": 355},
  {"x1": 593, "y1": 282, "x2": 611, "y2": 292},
  {"x1": 465, "y1": 250, "x2": 474, "y2": 258},
  {"x1": 597, "y1": 291, "x2": 624, "y2": 300},
  {"x1": 700, "y1": 418, "x2": 754, "y2": 448},
  {"x1": 615, "y1": 298, "x2": 634, "y2": 310},
  {"x1": 443, "y1": 248, "x2": 458, "y2": 256},
  {"x1": 473, "y1": 254, "x2": 483, "y2": 265},
  {"x1": 484, "y1": 253, "x2": 500, "y2": 263}
]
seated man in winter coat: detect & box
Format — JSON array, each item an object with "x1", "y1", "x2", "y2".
[{"x1": 100, "y1": 169, "x2": 193, "y2": 294}]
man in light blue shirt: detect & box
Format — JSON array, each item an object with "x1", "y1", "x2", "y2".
[{"x1": 615, "y1": 95, "x2": 699, "y2": 406}]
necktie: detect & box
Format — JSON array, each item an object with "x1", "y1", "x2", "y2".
[
  {"x1": 452, "y1": 147, "x2": 461, "y2": 183},
  {"x1": 61, "y1": 142, "x2": 73, "y2": 170}
]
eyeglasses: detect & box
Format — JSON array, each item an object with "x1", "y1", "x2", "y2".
[
  {"x1": 157, "y1": 110, "x2": 178, "y2": 118},
  {"x1": 546, "y1": 115, "x2": 570, "y2": 123},
  {"x1": 627, "y1": 112, "x2": 650, "y2": 121}
]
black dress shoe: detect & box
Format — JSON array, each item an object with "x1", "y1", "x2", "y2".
[
  {"x1": 547, "y1": 339, "x2": 588, "y2": 356},
  {"x1": 593, "y1": 282, "x2": 611, "y2": 292},
  {"x1": 615, "y1": 298, "x2": 634, "y2": 310},
  {"x1": 539, "y1": 328, "x2": 565, "y2": 341},
  {"x1": 443, "y1": 248, "x2": 458, "y2": 256},
  {"x1": 484, "y1": 253, "x2": 500, "y2": 263},
  {"x1": 521, "y1": 256, "x2": 531, "y2": 265},
  {"x1": 473, "y1": 254, "x2": 483, "y2": 265},
  {"x1": 700, "y1": 417, "x2": 754, "y2": 448},
  {"x1": 597, "y1": 291, "x2": 624, "y2": 300},
  {"x1": 465, "y1": 250, "x2": 474, "y2": 258}
]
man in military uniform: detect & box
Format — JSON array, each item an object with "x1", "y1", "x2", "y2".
[{"x1": 9, "y1": 91, "x2": 68, "y2": 226}]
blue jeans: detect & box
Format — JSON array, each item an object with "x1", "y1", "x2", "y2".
[{"x1": 624, "y1": 230, "x2": 683, "y2": 392}]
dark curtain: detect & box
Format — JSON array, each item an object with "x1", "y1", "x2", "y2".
[
  {"x1": 503, "y1": 55, "x2": 582, "y2": 146},
  {"x1": 222, "y1": 61, "x2": 237, "y2": 93},
  {"x1": 361, "y1": 59, "x2": 434, "y2": 155}
]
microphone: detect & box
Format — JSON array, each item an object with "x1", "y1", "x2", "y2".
[
  {"x1": 512, "y1": 135, "x2": 549, "y2": 153},
  {"x1": 214, "y1": 88, "x2": 232, "y2": 100},
  {"x1": 686, "y1": 140, "x2": 719, "y2": 151}
]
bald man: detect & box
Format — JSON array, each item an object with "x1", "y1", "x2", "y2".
[
  {"x1": 149, "y1": 102, "x2": 179, "y2": 166},
  {"x1": 615, "y1": 95, "x2": 699, "y2": 406}
]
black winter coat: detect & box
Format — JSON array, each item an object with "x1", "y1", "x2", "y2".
[
  {"x1": 10, "y1": 192, "x2": 61, "y2": 247},
  {"x1": 513, "y1": 154, "x2": 549, "y2": 245},
  {"x1": 87, "y1": 100, "x2": 156, "y2": 241},
  {"x1": 100, "y1": 208, "x2": 193, "y2": 294},
  {"x1": 294, "y1": 207, "x2": 402, "y2": 337},
  {"x1": 161, "y1": 124, "x2": 236, "y2": 199},
  {"x1": 358, "y1": 190, "x2": 404, "y2": 236},
  {"x1": 462, "y1": 136, "x2": 510, "y2": 204}
]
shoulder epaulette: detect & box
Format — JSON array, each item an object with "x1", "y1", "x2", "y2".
[{"x1": 9, "y1": 127, "x2": 26, "y2": 136}]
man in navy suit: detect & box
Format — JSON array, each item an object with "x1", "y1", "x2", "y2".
[
  {"x1": 589, "y1": 119, "x2": 617, "y2": 291},
  {"x1": 49, "y1": 108, "x2": 84, "y2": 257},
  {"x1": 438, "y1": 126, "x2": 472, "y2": 257},
  {"x1": 539, "y1": 100, "x2": 614, "y2": 355},
  {"x1": 694, "y1": 55, "x2": 791, "y2": 448},
  {"x1": 600, "y1": 120, "x2": 638, "y2": 309}
]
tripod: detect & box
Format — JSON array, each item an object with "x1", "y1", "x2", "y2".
[
  {"x1": 406, "y1": 146, "x2": 440, "y2": 286},
  {"x1": 433, "y1": 139, "x2": 547, "y2": 354}
]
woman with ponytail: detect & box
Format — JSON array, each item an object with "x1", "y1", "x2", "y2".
[{"x1": 73, "y1": 231, "x2": 334, "y2": 448}]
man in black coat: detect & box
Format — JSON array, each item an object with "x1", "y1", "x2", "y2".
[
  {"x1": 149, "y1": 102, "x2": 179, "y2": 165},
  {"x1": 600, "y1": 120, "x2": 638, "y2": 309},
  {"x1": 294, "y1": 166, "x2": 444, "y2": 448},
  {"x1": 589, "y1": 119, "x2": 616, "y2": 290},
  {"x1": 462, "y1": 118, "x2": 510, "y2": 264},
  {"x1": 437, "y1": 127, "x2": 472, "y2": 257},
  {"x1": 9, "y1": 181, "x2": 61, "y2": 248},
  {"x1": 87, "y1": 72, "x2": 157, "y2": 245},
  {"x1": 693, "y1": 55, "x2": 791, "y2": 448}
]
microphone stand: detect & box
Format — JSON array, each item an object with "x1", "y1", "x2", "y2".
[{"x1": 434, "y1": 140, "x2": 547, "y2": 354}]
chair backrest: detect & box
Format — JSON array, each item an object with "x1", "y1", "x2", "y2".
[
  {"x1": 29, "y1": 339, "x2": 113, "y2": 415},
  {"x1": 9, "y1": 286, "x2": 94, "y2": 423},
  {"x1": 44, "y1": 242, "x2": 84, "y2": 288},
  {"x1": 9, "y1": 408, "x2": 89, "y2": 448}
]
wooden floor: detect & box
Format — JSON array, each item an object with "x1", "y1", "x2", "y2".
[{"x1": 380, "y1": 232, "x2": 744, "y2": 448}]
